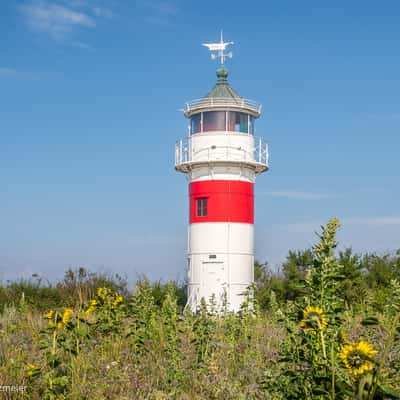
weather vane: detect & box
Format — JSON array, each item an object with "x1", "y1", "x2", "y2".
[{"x1": 202, "y1": 31, "x2": 234, "y2": 65}]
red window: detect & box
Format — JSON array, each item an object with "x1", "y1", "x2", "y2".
[{"x1": 196, "y1": 198, "x2": 208, "y2": 217}]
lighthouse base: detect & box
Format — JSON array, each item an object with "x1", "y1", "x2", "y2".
[{"x1": 187, "y1": 222, "x2": 254, "y2": 313}]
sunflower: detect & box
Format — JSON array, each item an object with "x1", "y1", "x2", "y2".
[
  {"x1": 299, "y1": 306, "x2": 328, "y2": 332},
  {"x1": 97, "y1": 287, "x2": 112, "y2": 301},
  {"x1": 45, "y1": 310, "x2": 59, "y2": 328},
  {"x1": 26, "y1": 364, "x2": 40, "y2": 378},
  {"x1": 112, "y1": 295, "x2": 123, "y2": 308},
  {"x1": 62, "y1": 308, "x2": 74, "y2": 325},
  {"x1": 339, "y1": 341, "x2": 377, "y2": 376},
  {"x1": 85, "y1": 299, "x2": 98, "y2": 316},
  {"x1": 45, "y1": 310, "x2": 54, "y2": 320}
]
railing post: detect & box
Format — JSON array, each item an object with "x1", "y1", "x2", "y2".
[
  {"x1": 175, "y1": 143, "x2": 177, "y2": 165},
  {"x1": 179, "y1": 139, "x2": 183, "y2": 164},
  {"x1": 259, "y1": 137, "x2": 262, "y2": 163}
]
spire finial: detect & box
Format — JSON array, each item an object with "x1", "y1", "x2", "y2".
[{"x1": 202, "y1": 30, "x2": 234, "y2": 65}]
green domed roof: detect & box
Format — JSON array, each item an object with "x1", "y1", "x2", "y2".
[
  {"x1": 203, "y1": 65, "x2": 242, "y2": 100},
  {"x1": 183, "y1": 64, "x2": 261, "y2": 117}
]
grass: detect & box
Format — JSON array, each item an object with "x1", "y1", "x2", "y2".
[
  {"x1": 1, "y1": 219, "x2": 399, "y2": 399},
  {"x1": 0, "y1": 293, "x2": 398, "y2": 399}
]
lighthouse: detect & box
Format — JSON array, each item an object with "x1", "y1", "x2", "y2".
[{"x1": 175, "y1": 34, "x2": 269, "y2": 312}]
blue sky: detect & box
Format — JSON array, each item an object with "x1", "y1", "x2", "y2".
[{"x1": 1, "y1": 0, "x2": 399, "y2": 283}]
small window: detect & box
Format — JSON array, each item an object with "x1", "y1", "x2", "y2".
[
  {"x1": 249, "y1": 116, "x2": 255, "y2": 135},
  {"x1": 196, "y1": 198, "x2": 208, "y2": 217},
  {"x1": 202, "y1": 111, "x2": 226, "y2": 132},
  {"x1": 227, "y1": 111, "x2": 249, "y2": 133},
  {"x1": 190, "y1": 113, "x2": 201, "y2": 134}
]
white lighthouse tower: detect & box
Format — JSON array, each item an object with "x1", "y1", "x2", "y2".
[{"x1": 175, "y1": 34, "x2": 269, "y2": 312}]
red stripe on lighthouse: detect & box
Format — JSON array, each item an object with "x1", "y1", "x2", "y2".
[{"x1": 189, "y1": 180, "x2": 254, "y2": 224}]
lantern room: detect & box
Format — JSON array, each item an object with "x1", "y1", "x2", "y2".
[{"x1": 189, "y1": 110, "x2": 255, "y2": 135}]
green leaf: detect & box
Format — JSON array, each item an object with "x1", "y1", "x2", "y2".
[
  {"x1": 335, "y1": 379, "x2": 353, "y2": 396},
  {"x1": 286, "y1": 325, "x2": 295, "y2": 333},
  {"x1": 376, "y1": 384, "x2": 400, "y2": 399},
  {"x1": 361, "y1": 316, "x2": 379, "y2": 326},
  {"x1": 312, "y1": 387, "x2": 329, "y2": 395},
  {"x1": 45, "y1": 353, "x2": 60, "y2": 368},
  {"x1": 75, "y1": 326, "x2": 89, "y2": 337}
]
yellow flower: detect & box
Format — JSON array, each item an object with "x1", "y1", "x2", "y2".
[
  {"x1": 26, "y1": 364, "x2": 39, "y2": 378},
  {"x1": 339, "y1": 341, "x2": 377, "y2": 376},
  {"x1": 299, "y1": 306, "x2": 328, "y2": 333},
  {"x1": 85, "y1": 300, "x2": 98, "y2": 316},
  {"x1": 45, "y1": 310, "x2": 54, "y2": 320},
  {"x1": 85, "y1": 307, "x2": 94, "y2": 316},
  {"x1": 45, "y1": 310, "x2": 71, "y2": 330},
  {"x1": 46, "y1": 310, "x2": 59, "y2": 328},
  {"x1": 97, "y1": 287, "x2": 112, "y2": 300},
  {"x1": 112, "y1": 295, "x2": 123, "y2": 308},
  {"x1": 62, "y1": 308, "x2": 73, "y2": 325}
]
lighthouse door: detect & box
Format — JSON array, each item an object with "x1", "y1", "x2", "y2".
[{"x1": 200, "y1": 255, "x2": 227, "y2": 306}]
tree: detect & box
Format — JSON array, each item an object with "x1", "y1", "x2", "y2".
[
  {"x1": 254, "y1": 261, "x2": 284, "y2": 310},
  {"x1": 282, "y1": 250, "x2": 313, "y2": 301},
  {"x1": 338, "y1": 248, "x2": 367, "y2": 306}
]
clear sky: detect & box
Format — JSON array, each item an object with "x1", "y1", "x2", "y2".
[{"x1": 1, "y1": 0, "x2": 399, "y2": 284}]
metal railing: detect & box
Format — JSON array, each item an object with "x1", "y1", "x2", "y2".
[
  {"x1": 175, "y1": 136, "x2": 269, "y2": 171},
  {"x1": 184, "y1": 97, "x2": 262, "y2": 114}
]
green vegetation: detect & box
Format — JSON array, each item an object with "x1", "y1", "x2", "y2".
[{"x1": 0, "y1": 218, "x2": 399, "y2": 399}]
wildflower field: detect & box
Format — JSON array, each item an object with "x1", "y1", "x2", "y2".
[{"x1": 1, "y1": 218, "x2": 400, "y2": 399}]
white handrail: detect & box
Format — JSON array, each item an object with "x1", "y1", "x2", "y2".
[
  {"x1": 175, "y1": 135, "x2": 269, "y2": 169},
  {"x1": 185, "y1": 97, "x2": 261, "y2": 113}
]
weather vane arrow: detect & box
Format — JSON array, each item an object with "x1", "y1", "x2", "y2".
[{"x1": 202, "y1": 31, "x2": 234, "y2": 65}]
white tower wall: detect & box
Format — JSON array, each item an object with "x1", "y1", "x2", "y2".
[{"x1": 187, "y1": 223, "x2": 254, "y2": 312}]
